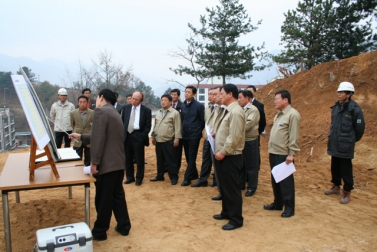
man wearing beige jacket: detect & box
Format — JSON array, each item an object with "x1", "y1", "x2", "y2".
[
  {"x1": 212, "y1": 84, "x2": 245, "y2": 231},
  {"x1": 70, "y1": 95, "x2": 93, "y2": 166},
  {"x1": 151, "y1": 94, "x2": 182, "y2": 185},
  {"x1": 238, "y1": 90, "x2": 260, "y2": 196}
]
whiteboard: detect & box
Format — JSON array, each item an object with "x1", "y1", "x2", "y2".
[{"x1": 11, "y1": 75, "x2": 50, "y2": 150}]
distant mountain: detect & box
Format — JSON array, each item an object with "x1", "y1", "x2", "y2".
[{"x1": 0, "y1": 53, "x2": 82, "y2": 85}]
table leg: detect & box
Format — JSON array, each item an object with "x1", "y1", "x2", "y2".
[
  {"x1": 84, "y1": 184, "x2": 90, "y2": 228},
  {"x1": 15, "y1": 192, "x2": 20, "y2": 203},
  {"x1": 68, "y1": 186, "x2": 72, "y2": 199},
  {"x1": 2, "y1": 191, "x2": 12, "y2": 252}
]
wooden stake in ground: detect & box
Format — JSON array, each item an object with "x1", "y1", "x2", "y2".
[{"x1": 306, "y1": 146, "x2": 314, "y2": 162}]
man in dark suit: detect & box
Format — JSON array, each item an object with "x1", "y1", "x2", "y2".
[
  {"x1": 114, "y1": 92, "x2": 124, "y2": 115},
  {"x1": 170, "y1": 89, "x2": 183, "y2": 170},
  {"x1": 180, "y1": 85, "x2": 205, "y2": 186},
  {"x1": 170, "y1": 89, "x2": 183, "y2": 112},
  {"x1": 69, "y1": 89, "x2": 131, "y2": 241},
  {"x1": 191, "y1": 87, "x2": 216, "y2": 187},
  {"x1": 121, "y1": 91, "x2": 152, "y2": 186}
]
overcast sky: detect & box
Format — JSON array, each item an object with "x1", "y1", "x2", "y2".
[{"x1": 1, "y1": 0, "x2": 300, "y2": 94}]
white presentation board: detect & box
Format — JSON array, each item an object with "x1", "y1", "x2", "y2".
[{"x1": 11, "y1": 75, "x2": 50, "y2": 150}]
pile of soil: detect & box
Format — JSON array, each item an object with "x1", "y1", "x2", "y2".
[{"x1": 0, "y1": 51, "x2": 376, "y2": 251}]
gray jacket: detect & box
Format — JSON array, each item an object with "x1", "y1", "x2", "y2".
[{"x1": 82, "y1": 104, "x2": 125, "y2": 176}]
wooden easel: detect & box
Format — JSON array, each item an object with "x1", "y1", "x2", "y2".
[{"x1": 29, "y1": 136, "x2": 60, "y2": 181}]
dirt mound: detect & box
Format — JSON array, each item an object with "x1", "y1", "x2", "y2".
[{"x1": 258, "y1": 50, "x2": 377, "y2": 169}]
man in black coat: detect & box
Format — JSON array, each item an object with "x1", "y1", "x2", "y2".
[
  {"x1": 121, "y1": 91, "x2": 152, "y2": 186},
  {"x1": 180, "y1": 86, "x2": 205, "y2": 186},
  {"x1": 325, "y1": 82, "x2": 365, "y2": 204}
]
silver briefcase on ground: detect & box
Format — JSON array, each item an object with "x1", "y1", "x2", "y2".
[{"x1": 35, "y1": 222, "x2": 93, "y2": 252}]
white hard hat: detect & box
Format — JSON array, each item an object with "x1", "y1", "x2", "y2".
[
  {"x1": 58, "y1": 88, "x2": 68, "y2": 95},
  {"x1": 337, "y1": 82, "x2": 355, "y2": 93}
]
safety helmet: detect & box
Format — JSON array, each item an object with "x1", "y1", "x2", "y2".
[
  {"x1": 337, "y1": 82, "x2": 355, "y2": 93},
  {"x1": 58, "y1": 88, "x2": 68, "y2": 95}
]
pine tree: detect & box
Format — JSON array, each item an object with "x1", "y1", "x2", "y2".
[
  {"x1": 274, "y1": 0, "x2": 377, "y2": 70},
  {"x1": 172, "y1": 0, "x2": 266, "y2": 85},
  {"x1": 273, "y1": 0, "x2": 335, "y2": 70},
  {"x1": 330, "y1": 0, "x2": 377, "y2": 59}
]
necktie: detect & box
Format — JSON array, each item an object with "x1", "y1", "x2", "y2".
[
  {"x1": 211, "y1": 105, "x2": 214, "y2": 112},
  {"x1": 162, "y1": 110, "x2": 166, "y2": 117},
  {"x1": 128, "y1": 107, "x2": 135, "y2": 134}
]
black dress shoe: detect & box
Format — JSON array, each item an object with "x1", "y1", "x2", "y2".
[
  {"x1": 171, "y1": 180, "x2": 177, "y2": 185},
  {"x1": 150, "y1": 177, "x2": 164, "y2": 182},
  {"x1": 181, "y1": 180, "x2": 191, "y2": 186},
  {"x1": 93, "y1": 234, "x2": 107, "y2": 241},
  {"x1": 191, "y1": 181, "x2": 208, "y2": 187},
  {"x1": 213, "y1": 214, "x2": 229, "y2": 220},
  {"x1": 222, "y1": 223, "x2": 242, "y2": 231},
  {"x1": 210, "y1": 181, "x2": 217, "y2": 187},
  {"x1": 124, "y1": 179, "x2": 135, "y2": 184},
  {"x1": 115, "y1": 226, "x2": 129, "y2": 236},
  {"x1": 212, "y1": 194, "x2": 222, "y2": 201},
  {"x1": 281, "y1": 211, "x2": 294, "y2": 218},
  {"x1": 135, "y1": 181, "x2": 142, "y2": 186},
  {"x1": 245, "y1": 189, "x2": 255, "y2": 197},
  {"x1": 263, "y1": 203, "x2": 283, "y2": 211}
]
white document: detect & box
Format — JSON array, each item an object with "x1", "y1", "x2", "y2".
[
  {"x1": 36, "y1": 148, "x2": 81, "y2": 162},
  {"x1": 205, "y1": 124, "x2": 215, "y2": 154},
  {"x1": 271, "y1": 161, "x2": 296, "y2": 183}
]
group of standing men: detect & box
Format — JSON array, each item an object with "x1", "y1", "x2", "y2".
[
  {"x1": 149, "y1": 83, "x2": 301, "y2": 230},
  {"x1": 58, "y1": 80, "x2": 364, "y2": 236}
]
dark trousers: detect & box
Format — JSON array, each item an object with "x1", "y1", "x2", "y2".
[
  {"x1": 217, "y1": 155, "x2": 243, "y2": 226},
  {"x1": 198, "y1": 139, "x2": 212, "y2": 182},
  {"x1": 182, "y1": 138, "x2": 200, "y2": 181},
  {"x1": 55, "y1": 131, "x2": 72, "y2": 148},
  {"x1": 269, "y1": 154, "x2": 295, "y2": 213},
  {"x1": 241, "y1": 139, "x2": 260, "y2": 191},
  {"x1": 156, "y1": 140, "x2": 179, "y2": 182},
  {"x1": 175, "y1": 139, "x2": 183, "y2": 171},
  {"x1": 74, "y1": 143, "x2": 91, "y2": 166},
  {"x1": 125, "y1": 131, "x2": 145, "y2": 182},
  {"x1": 213, "y1": 155, "x2": 221, "y2": 194},
  {"x1": 92, "y1": 170, "x2": 131, "y2": 237},
  {"x1": 330, "y1": 156, "x2": 353, "y2": 191}
]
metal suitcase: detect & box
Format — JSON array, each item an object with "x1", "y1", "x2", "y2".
[{"x1": 35, "y1": 222, "x2": 93, "y2": 252}]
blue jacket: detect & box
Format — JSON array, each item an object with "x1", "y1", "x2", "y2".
[
  {"x1": 181, "y1": 99, "x2": 205, "y2": 139},
  {"x1": 327, "y1": 99, "x2": 365, "y2": 159}
]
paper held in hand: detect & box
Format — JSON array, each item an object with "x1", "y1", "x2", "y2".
[
  {"x1": 271, "y1": 161, "x2": 296, "y2": 183},
  {"x1": 83, "y1": 166, "x2": 92, "y2": 175}
]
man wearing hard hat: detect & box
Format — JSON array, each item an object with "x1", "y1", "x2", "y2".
[
  {"x1": 325, "y1": 82, "x2": 365, "y2": 204},
  {"x1": 50, "y1": 88, "x2": 75, "y2": 148}
]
